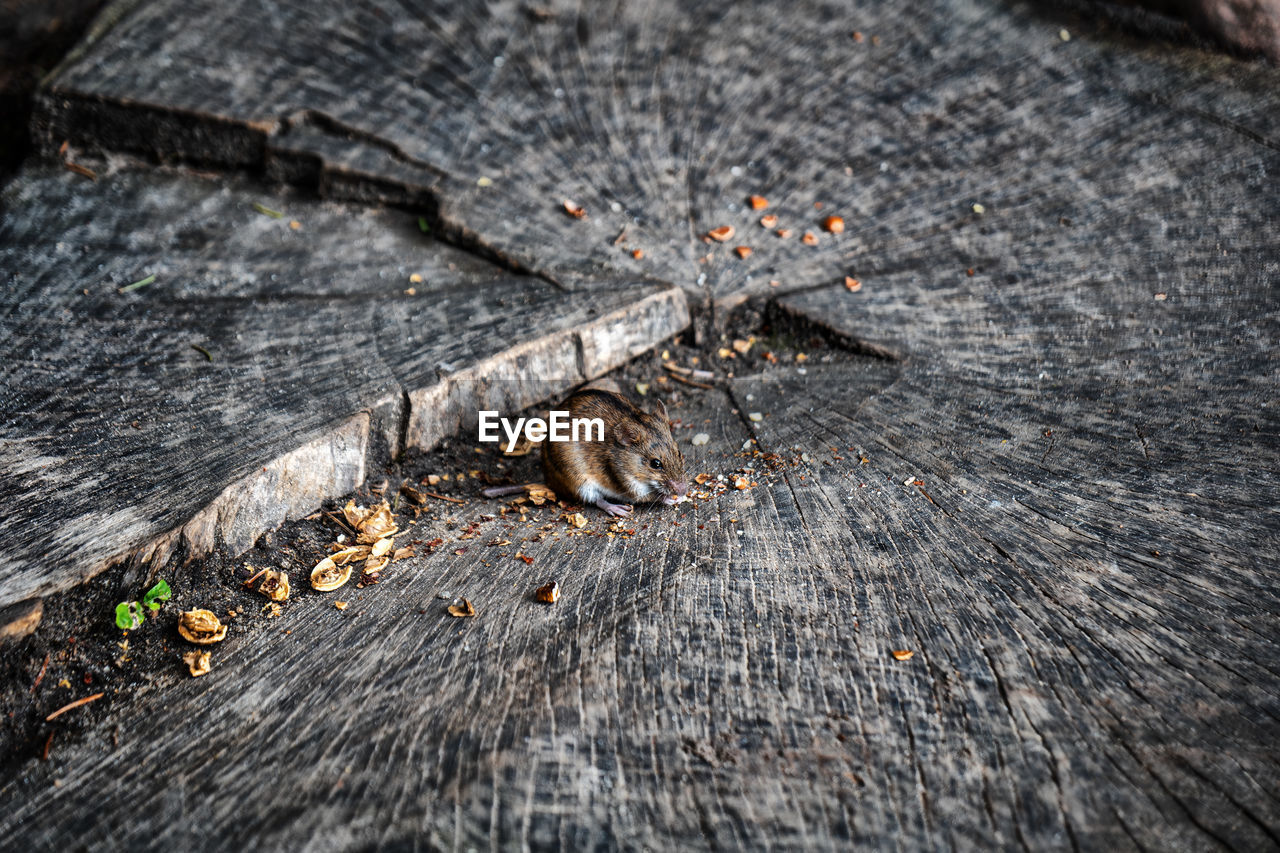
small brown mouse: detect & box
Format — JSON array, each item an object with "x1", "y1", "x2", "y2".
[{"x1": 483, "y1": 387, "x2": 688, "y2": 517}]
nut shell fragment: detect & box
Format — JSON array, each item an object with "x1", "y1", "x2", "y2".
[
  {"x1": 356, "y1": 501, "x2": 398, "y2": 543},
  {"x1": 178, "y1": 609, "x2": 227, "y2": 645},
  {"x1": 183, "y1": 650, "x2": 212, "y2": 677},
  {"x1": 311, "y1": 557, "x2": 352, "y2": 592},
  {"x1": 447, "y1": 598, "x2": 476, "y2": 618},
  {"x1": 257, "y1": 569, "x2": 290, "y2": 602}
]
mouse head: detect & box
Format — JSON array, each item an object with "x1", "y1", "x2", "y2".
[{"x1": 614, "y1": 398, "x2": 688, "y2": 504}]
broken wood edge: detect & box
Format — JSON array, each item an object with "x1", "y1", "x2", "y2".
[
  {"x1": 404, "y1": 286, "x2": 691, "y2": 451},
  {"x1": 0, "y1": 598, "x2": 44, "y2": 642},
  {"x1": 764, "y1": 291, "x2": 907, "y2": 362},
  {"x1": 0, "y1": 288, "x2": 688, "y2": 612}
]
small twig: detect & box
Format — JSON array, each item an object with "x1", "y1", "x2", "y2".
[
  {"x1": 65, "y1": 161, "x2": 97, "y2": 181},
  {"x1": 422, "y1": 491, "x2": 464, "y2": 504},
  {"x1": 252, "y1": 202, "x2": 284, "y2": 219},
  {"x1": 612, "y1": 227, "x2": 628, "y2": 246},
  {"x1": 242, "y1": 567, "x2": 269, "y2": 587},
  {"x1": 190, "y1": 344, "x2": 213, "y2": 361},
  {"x1": 41, "y1": 732, "x2": 54, "y2": 761},
  {"x1": 45, "y1": 692, "x2": 105, "y2": 722},
  {"x1": 324, "y1": 511, "x2": 358, "y2": 537},
  {"x1": 662, "y1": 363, "x2": 714, "y2": 381},
  {"x1": 30, "y1": 653, "x2": 49, "y2": 693},
  {"x1": 119, "y1": 274, "x2": 156, "y2": 293},
  {"x1": 668, "y1": 372, "x2": 713, "y2": 390}
]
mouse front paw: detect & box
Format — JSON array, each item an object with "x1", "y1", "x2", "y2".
[{"x1": 595, "y1": 498, "x2": 634, "y2": 517}]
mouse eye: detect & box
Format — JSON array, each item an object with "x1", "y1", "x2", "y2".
[{"x1": 649, "y1": 457, "x2": 663, "y2": 470}]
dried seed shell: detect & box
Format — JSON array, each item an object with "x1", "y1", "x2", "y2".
[
  {"x1": 257, "y1": 569, "x2": 290, "y2": 602},
  {"x1": 178, "y1": 609, "x2": 227, "y2": 645},
  {"x1": 310, "y1": 557, "x2": 352, "y2": 592},
  {"x1": 707, "y1": 225, "x2": 735, "y2": 242},
  {"x1": 356, "y1": 500, "x2": 398, "y2": 543},
  {"x1": 183, "y1": 650, "x2": 212, "y2": 677},
  {"x1": 891, "y1": 649, "x2": 915, "y2": 661},
  {"x1": 447, "y1": 598, "x2": 476, "y2": 618},
  {"x1": 562, "y1": 199, "x2": 587, "y2": 219},
  {"x1": 370, "y1": 537, "x2": 394, "y2": 559},
  {"x1": 759, "y1": 214, "x2": 778, "y2": 228}
]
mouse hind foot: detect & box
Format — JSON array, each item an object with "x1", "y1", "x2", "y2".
[{"x1": 594, "y1": 498, "x2": 634, "y2": 517}]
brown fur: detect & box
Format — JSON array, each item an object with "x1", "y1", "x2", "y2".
[{"x1": 542, "y1": 389, "x2": 687, "y2": 507}]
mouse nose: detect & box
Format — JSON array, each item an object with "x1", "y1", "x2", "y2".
[{"x1": 670, "y1": 479, "x2": 688, "y2": 497}]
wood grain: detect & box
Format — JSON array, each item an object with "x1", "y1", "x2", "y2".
[
  {"x1": 31, "y1": 0, "x2": 1280, "y2": 328},
  {"x1": 0, "y1": 162, "x2": 687, "y2": 611}
]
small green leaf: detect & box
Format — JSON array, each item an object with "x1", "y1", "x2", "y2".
[
  {"x1": 115, "y1": 601, "x2": 144, "y2": 630},
  {"x1": 418, "y1": 216, "x2": 431, "y2": 233},
  {"x1": 142, "y1": 579, "x2": 171, "y2": 607},
  {"x1": 253, "y1": 202, "x2": 285, "y2": 219}
]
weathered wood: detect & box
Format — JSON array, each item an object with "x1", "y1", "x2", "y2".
[
  {"x1": 0, "y1": 162, "x2": 687, "y2": 611},
  {"x1": 1, "y1": 0, "x2": 1277, "y2": 848},
  {"x1": 30, "y1": 0, "x2": 1280, "y2": 328}
]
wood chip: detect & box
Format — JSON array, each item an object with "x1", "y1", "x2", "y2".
[{"x1": 707, "y1": 225, "x2": 735, "y2": 242}]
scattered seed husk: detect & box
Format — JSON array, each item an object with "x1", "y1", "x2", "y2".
[
  {"x1": 707, "y1": 225, "x2": 735, "y2": 242},
  {"x1": 567, "y1": 512, "x2": 588, "y2": 528},
  {"x1": 891, "y1": 649, "x2": 915, "y2": 661},
  {"x1": 731, "y1": 338, "x2": 753, "y2": 355},
  {"x1": 631, "y1": 248, "x2": 644, "y2": 259},
  {"x1": 252, "y1": 202, "x2": 284, "y2": 219},
  {"x1": 447, "y1": 598, "x2": 476, "y2": 618},
  {"x1": 257, "y1": 569, "x2": 290, "y2": 602},
  {"x1": 525, "y1": 484, "x2": 557, "y2": 505},
  {"x1": 183, "y1": 650, "x2": 212, "y2": 677},
  {"x1": 335, "y1": 601, "x2": 348, "y2": 610},
  {"x1": 734, "y1": 246, "x2": 753, "y2": 259},
  {"x1": 562, "y1": 199, "x2": 587, "y2": 219},
  {"x1": 823, "y1": 215, "x2": 845, "y2": 233},
  {"x1": 177, "y1": 609, "x2": 228, "y2": 645},
  {"x1": 748, "y1": 412, "x2": 763, "y2": 422},
  {"x1": 691, "y1": 433, "x2": 710, "y2": 446},
  {"x1": 311, "y1": 557, "x2": 352, "y2": 592},
  {"x1": 503, "y1": 434, "x2": 534, "y2": 456},
  {"x1": 748, "y1": 195, "x2": 769, "y2": 210},
  {"x1": 844, "y1": 277, "x2": 862, "y2": 292},
  {"x1": 534, "y1": 581, "x2": 560, "y2": 603},
  {"x1": 759, "y1": 214, "x2": 778, "y2": 228},
  {"x1": 802, "y1": 231, "x2": 818, "y2": 246}
]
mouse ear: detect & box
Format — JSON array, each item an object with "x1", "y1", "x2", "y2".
[
  {"x1": 613, "y1": 422, "x2": 640, "y2": 447},
  {"x1": 647, "y1": 397, "x2": 668, "y2": 422}
]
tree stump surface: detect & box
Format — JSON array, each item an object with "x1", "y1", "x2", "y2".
[
  {"x1": 2, "y1": 0, "x2": 1278, "y2": 849},
  {"x1": 0, "y1": 164, "x2": 687, "y2": 610}
]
